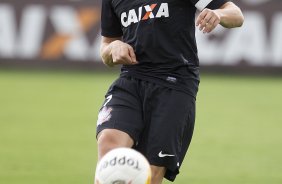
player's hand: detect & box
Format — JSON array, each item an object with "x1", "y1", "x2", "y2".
[
  {"x1": 109, "y1": 40, "x2": 138, "y2": 66},
  {"x1": 196, "y1": 8, "x2": 221, "y2": 34}
]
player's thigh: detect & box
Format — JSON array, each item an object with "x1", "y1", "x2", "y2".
[
  {"x1": 150, "y1": 88, "x2": 195, "y2": 154},
  {"x1": 96, "y1": 76, "x2": 144, "y2": 145},
  {"x1": 142, "y1": 88, "x2": 196, "y2": 181}
]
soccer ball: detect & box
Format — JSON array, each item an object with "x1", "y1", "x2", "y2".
[{"x1": 95, "y1": 148, "x2": 151, "y2": 184}]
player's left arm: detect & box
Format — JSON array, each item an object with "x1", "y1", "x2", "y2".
[{"x1": 196, "y1": 1, "x2": 244, "y2": 33}]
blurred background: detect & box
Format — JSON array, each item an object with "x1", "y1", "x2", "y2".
[{"x1": 0, "y1": 0, "x2": 281, "y2": 184}]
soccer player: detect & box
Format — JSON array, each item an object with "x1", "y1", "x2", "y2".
[{"x1": 96, "y1": 0, "x2": 244, "y2": 183}]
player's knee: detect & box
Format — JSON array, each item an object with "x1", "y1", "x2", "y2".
[
  {"x1": 97, "y1": 129, "x2": 134, "y2": 159},
  {"x1": 97, "y1": 131, "x2": 118, "y2": 157},
  {"x1": 150, "y1": 166, "x2": 166, "y2": 184}
]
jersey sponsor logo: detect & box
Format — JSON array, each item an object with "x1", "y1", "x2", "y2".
[
  {"x1": 158, "y1": 151, "x2": 175, "y2": 158},
  {"x1": 121, "y1": 3, "x2": 169, "y2": 28}
]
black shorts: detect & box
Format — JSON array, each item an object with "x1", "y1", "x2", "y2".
[{"x1": 96, "y1": 76, "x2": 196, "y2": 181}]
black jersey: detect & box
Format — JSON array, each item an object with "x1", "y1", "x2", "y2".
[{"x1": 101, "y1": 0, "x2": 229, "y2": 97}]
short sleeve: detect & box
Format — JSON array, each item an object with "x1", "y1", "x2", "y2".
[
  {"x1": 189, "y1": 0, "x2": 230, "y2": 11},
  {"x1": 101, "y1": 0, "x2": 123, "y2": 37}
]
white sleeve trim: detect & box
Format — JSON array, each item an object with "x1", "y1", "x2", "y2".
[{"x1": 195, "y1": 0, "x2": 213, "y2": 11}]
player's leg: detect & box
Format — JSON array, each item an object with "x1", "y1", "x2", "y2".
[
  {"x1": 97, "y1": 129, "x2": 134, "y2": 160},
  {"x1": 150, "y1": 166, "x2": 166, "y2": 184},
  {"x1": 136, "y1": 82, "x2": 196, "y2": 182},
  {"x1": 96, "y1": 76, "x2": 144, "y2": 159}
]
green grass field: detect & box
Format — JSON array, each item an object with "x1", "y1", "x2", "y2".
[{"x1": 0, "y1": 69, "x2": 282, "y2": 184}]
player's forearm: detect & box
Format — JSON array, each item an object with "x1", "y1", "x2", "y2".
[
  {"x1": 100, "y1": 36, "x2": 122, "y2": 67},
  {"x1": 100, "y1": 42, "x2": 114, "y2": 67},
  {"x1": 216, "y1": 2, "x2": 244, "y2": 28}
]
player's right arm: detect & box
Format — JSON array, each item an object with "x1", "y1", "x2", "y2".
[
  {"x1": 100, "y1": 0, "x2": 137, "y2": 67},
  {"x1": 100, "y1": 37, "x2": 138, "y2": 67}
]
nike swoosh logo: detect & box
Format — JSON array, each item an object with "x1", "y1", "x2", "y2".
[{"x1": 158, "y1": 151, "x2": 175, "y2": 158}]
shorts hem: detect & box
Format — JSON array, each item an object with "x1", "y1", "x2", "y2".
[
  {"x1": 148, "y1": 160, "x2": 179, "y2": 182},
  {"x1": 96, "y1": 126, "x2": 139, "y2": 146}
]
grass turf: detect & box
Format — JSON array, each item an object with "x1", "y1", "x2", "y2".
[{"x1": 0, "y1": 70, "x2": 281, "y2": 184}]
